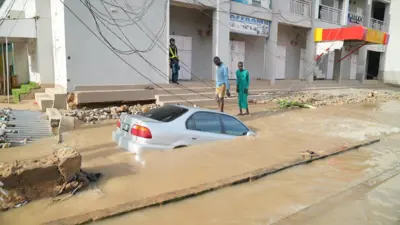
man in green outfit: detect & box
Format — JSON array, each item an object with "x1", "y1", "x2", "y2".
[{"x1": 236, "y1": 62, "x2": 250, "y2": 115}]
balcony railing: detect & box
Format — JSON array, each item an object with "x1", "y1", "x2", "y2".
[
  {"x1": 348, "y1": 11, "x2": 364, "y2": 26},
  {"x1": 370, "y1": 18, "x2": 385, "y2": 31},
  {"x1": 319, "y1": 4, "x2": 341, "y2": 25},
  {"x1": 290, "y1": 0, "x2": 312, "y2": 18}
]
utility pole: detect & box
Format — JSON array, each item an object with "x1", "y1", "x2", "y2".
[{"x1": 5, "y1": 37, "x2": 9, "y2": 105}]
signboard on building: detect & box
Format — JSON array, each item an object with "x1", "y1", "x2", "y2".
[
  {"x1": 367, "y1": 44, "x2": 386, "y2": 52},
  {"x1": 348, "y1": 13, "x2": 363, "y2": 26},
  {"x1": 232, "y1": 0, "x2": 270, "y2": 9},
  {"x1": 229, "y1": 14, "x2": 271, "y2": 37}
]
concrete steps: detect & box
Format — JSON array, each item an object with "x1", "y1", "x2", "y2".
[
  {"x1": 35, "y1": 88, "x2": 67, "y2": 112},
  {"x1": 70, "y1": 80, "x2": 388, "y2": 107}
]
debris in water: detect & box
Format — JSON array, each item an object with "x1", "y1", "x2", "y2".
[
  {"x1": 301, "y1": 150, "x2": 319, "y2": 159},
  {"x1": 278, "y1": 100, "x2": 316, "y2": 109}
]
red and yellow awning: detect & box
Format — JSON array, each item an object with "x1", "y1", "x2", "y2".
[{"x1": 314, "y1": 26, "x2": 389, "y2": 45}]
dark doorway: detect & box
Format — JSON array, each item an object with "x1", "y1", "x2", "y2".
[
  {"x1": 372, "y1": 1, "x2": 386, "y2": 21},
  {"x1": 366, "y1": 51, "x2": 380, "y2": 80}
]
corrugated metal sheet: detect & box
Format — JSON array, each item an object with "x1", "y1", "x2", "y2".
[{"x1": 5, "y1": 110, "x2": 52, "y2": 145}]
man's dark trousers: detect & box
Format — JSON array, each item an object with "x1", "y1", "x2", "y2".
[{"x1": 171, "y1": 61, "x2": 180, "y2": 83}]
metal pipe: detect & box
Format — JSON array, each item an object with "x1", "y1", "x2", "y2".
[
  {"x1": 337, "y1": 42, "x2": 367, "y2": 63},
  {"x1": 5, "y1": 37, "x2": 9, "y2": 105},
  {"x1": 1, "y1": 43, "x2": 4, "y2": 95},
  {"x1": 11, "y1": 43, "x2": 15, "y2": 76}
]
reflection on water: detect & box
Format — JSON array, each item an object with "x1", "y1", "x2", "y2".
[{"x1": 95, "y1": 136, "x2": 400, "y2": 224}]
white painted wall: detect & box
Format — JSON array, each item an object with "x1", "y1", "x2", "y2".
[
  {"x1": 35, "y1": 0, "x2": 54, "y2": 85},
  {"x1": 50, "y1": 0, "x2": 67, "y2": 90},
  {"x1": 13, "y1": 42, "x2": 29, "y2": 84},
  {"x1": 27, "y1": 39, "x2": 40, "y2": 83},
  {"x1": 0, "y1": 0, "x2": 35, "y2": 18},
  {"x1": 63, "y1": 0, "x2": 168, "y2": 91},
  {"x1": 170, "y1": 6, "x2": 213, "y2": 80},
  {"x1": 277, "y1": 23, "x2": 307, "y2": 79},
  {"x1": 0, "y1": 19, "x2": 36, "y2": 38},
  {"x1": 382, "y1": 0, "x2": 400, "y2": 85}
]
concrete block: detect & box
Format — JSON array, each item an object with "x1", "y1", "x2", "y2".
[
  {"x1": 53, "y1": 146, "x2": 82, "y2": 182},
  {"x1": 74, "y1": 89, "x2": 155, "y2": 104},
  {"x1": 45, "y1": 88, "x2": 67, "y2": 109},
  {"x1": 35, "y1": 93, "x2": 53, "y2": 112},
  {"x1": 46, "y1": 108, "x2": 62, "y2": 128}
]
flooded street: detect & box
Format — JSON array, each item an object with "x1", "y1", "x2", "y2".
[
  {"x1": 95, "y1": 134, "x2": 400, "y2": 225},
  {"x1": 1, "y1": 96, "x2": 400, "y2": 225}
]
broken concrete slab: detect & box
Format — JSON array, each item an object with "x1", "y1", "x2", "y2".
[{"x1": 0, "y1": 145, "x2": 87, "y2": 211}]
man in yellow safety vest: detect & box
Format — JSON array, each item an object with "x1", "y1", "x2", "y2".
[{"x1": 169, "y1": 38, "x2": 180, "y2": 84}]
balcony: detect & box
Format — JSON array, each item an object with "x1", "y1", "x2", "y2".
[
  {"x1": 348, "y1": 11, "x2": 364, "y2": 26},
  {"x1": 290, "y1": 0, "x2": 311, "y2": 18},
  {"x1": 370, "y1": 18, "x2": 385, "y2": 31},
  {"x1": 319, "y1": 4, "x2": 341, "y2": 25}
]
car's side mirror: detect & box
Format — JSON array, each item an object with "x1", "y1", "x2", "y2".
[{"x1": 246, "y1": 131, "x2": 255, "y2": 136}]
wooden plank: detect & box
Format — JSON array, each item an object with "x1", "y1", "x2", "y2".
[{"x1": 43, "y1": 138, "x2": 380, "y2": 225}]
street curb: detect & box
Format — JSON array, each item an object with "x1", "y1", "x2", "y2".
[{"x1": 43, "y1": 138, "x2": 380, "y2": 225}]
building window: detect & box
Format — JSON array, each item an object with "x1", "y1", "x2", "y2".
[{"x1": 232, "y1": 0, "x2": 271, "y2": 9}]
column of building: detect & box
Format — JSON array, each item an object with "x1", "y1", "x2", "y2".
[
  {"x1": 337, "y1": 0, "x2": 350, "y2": 83},
  {"x1": 356, "y1": 0, "x2": 372, "y2": 83},
  {"x1": 380, "y1": 2, "x2": 392, "y2": 83},
  {"x1": 212, "y1": 0, "x2": 230, "y2": 80},
  {"x1": 264, "y1": 17, "x2": 278, "y2": 85}
]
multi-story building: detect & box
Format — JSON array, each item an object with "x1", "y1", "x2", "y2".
[{"x1": 0, "y1": 0, "x2": 395, "y2": 106}]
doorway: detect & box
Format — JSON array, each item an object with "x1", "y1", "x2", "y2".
[
  {"x1": 366, "y1": 50, "x2": 380, "y2": 80},
  {"x1": 170, "y1": 35, "x2": 192, "y2": 80},
  {"x1": 229, "y1": 40, "x2": 245, "y2": 79}
]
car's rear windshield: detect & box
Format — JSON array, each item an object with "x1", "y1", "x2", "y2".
[{"x1": 141, "y1": 105, "x2": 188, "y2": 122}]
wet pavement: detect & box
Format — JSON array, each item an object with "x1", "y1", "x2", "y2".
[{"x1": 1, "y1": 98, "x2": 400, "y2": 225}]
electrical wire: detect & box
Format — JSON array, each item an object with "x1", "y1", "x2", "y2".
[
  {"x1": 81, "y1": 0, "x2": 216, "y2": 101},
  {"x1": 59, "y1": 0, "x2": 211, "y2": 107},
  {"x1": 192, "y1": 0, "x2": 359, "y2": 92},
  {"x1": 106, "y1": 0, "x2": 217, "y2": 90}
]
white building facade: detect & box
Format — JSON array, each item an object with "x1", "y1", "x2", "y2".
[{"x1": 0, "y1": 0, "x2": 396, "y2": 94}]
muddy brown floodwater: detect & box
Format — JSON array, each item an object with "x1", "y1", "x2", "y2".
[
  {"x1": 1, "y1": 99, "x2": 400, "y2": 225},
  {"x1": 95, "y1": 100, "x2": 400, "y2": 225}
]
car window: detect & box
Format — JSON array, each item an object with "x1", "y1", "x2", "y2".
[
  {"x1": 186, "y1": 112, "x2": 222, "y2": 134},
  {"x1": 220, "y1": 114, "x2": 249, "y2": 136},
  {"x1": 141, "y1": 105, "x2": 188, "y2": 122}
]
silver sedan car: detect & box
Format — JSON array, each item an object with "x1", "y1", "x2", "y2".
[{"x1": 112, "y1": 105, "x2": 255, "y2": 153}]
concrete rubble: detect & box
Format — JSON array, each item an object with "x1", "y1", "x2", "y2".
[
  {"x1": 0, "y1": 145, "x2": 99, "y2": 211},
  {"x1": 63, "y1": 103, "x2": 159, "y2": 124}
]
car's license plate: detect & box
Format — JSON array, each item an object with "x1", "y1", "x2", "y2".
[{"x1": 122, "y1": 124, "x2": 130, "y2": 132}]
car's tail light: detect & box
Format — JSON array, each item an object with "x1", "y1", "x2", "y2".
[
  {"x1": 117, "y1": 120, "x2": 121, "y2": 128},
  {"x1": 131, "y1": 124, "x2": 152, "y2": 139}
]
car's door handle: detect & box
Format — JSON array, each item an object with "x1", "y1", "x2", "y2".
[{"x1": 192, "y1": 137, "x2": 198, "y2": 140}]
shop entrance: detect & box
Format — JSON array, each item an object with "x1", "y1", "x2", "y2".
[{"x1": 366, "y1": 50, "x2": 381, "y2": 80}]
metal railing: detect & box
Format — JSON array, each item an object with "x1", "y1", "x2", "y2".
[
  {"x1": 290, "y1": 0, "x2": 312, "y2": 18},
  {"x1": 370, "y1": 18, "x2": 385, "y2": 31},
  {"x1": 348, "y1": 11, "x2": 364, "y2": 25},
  {"x1": 319, "y1": 4, "x2": 341, "y2": 25}
]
